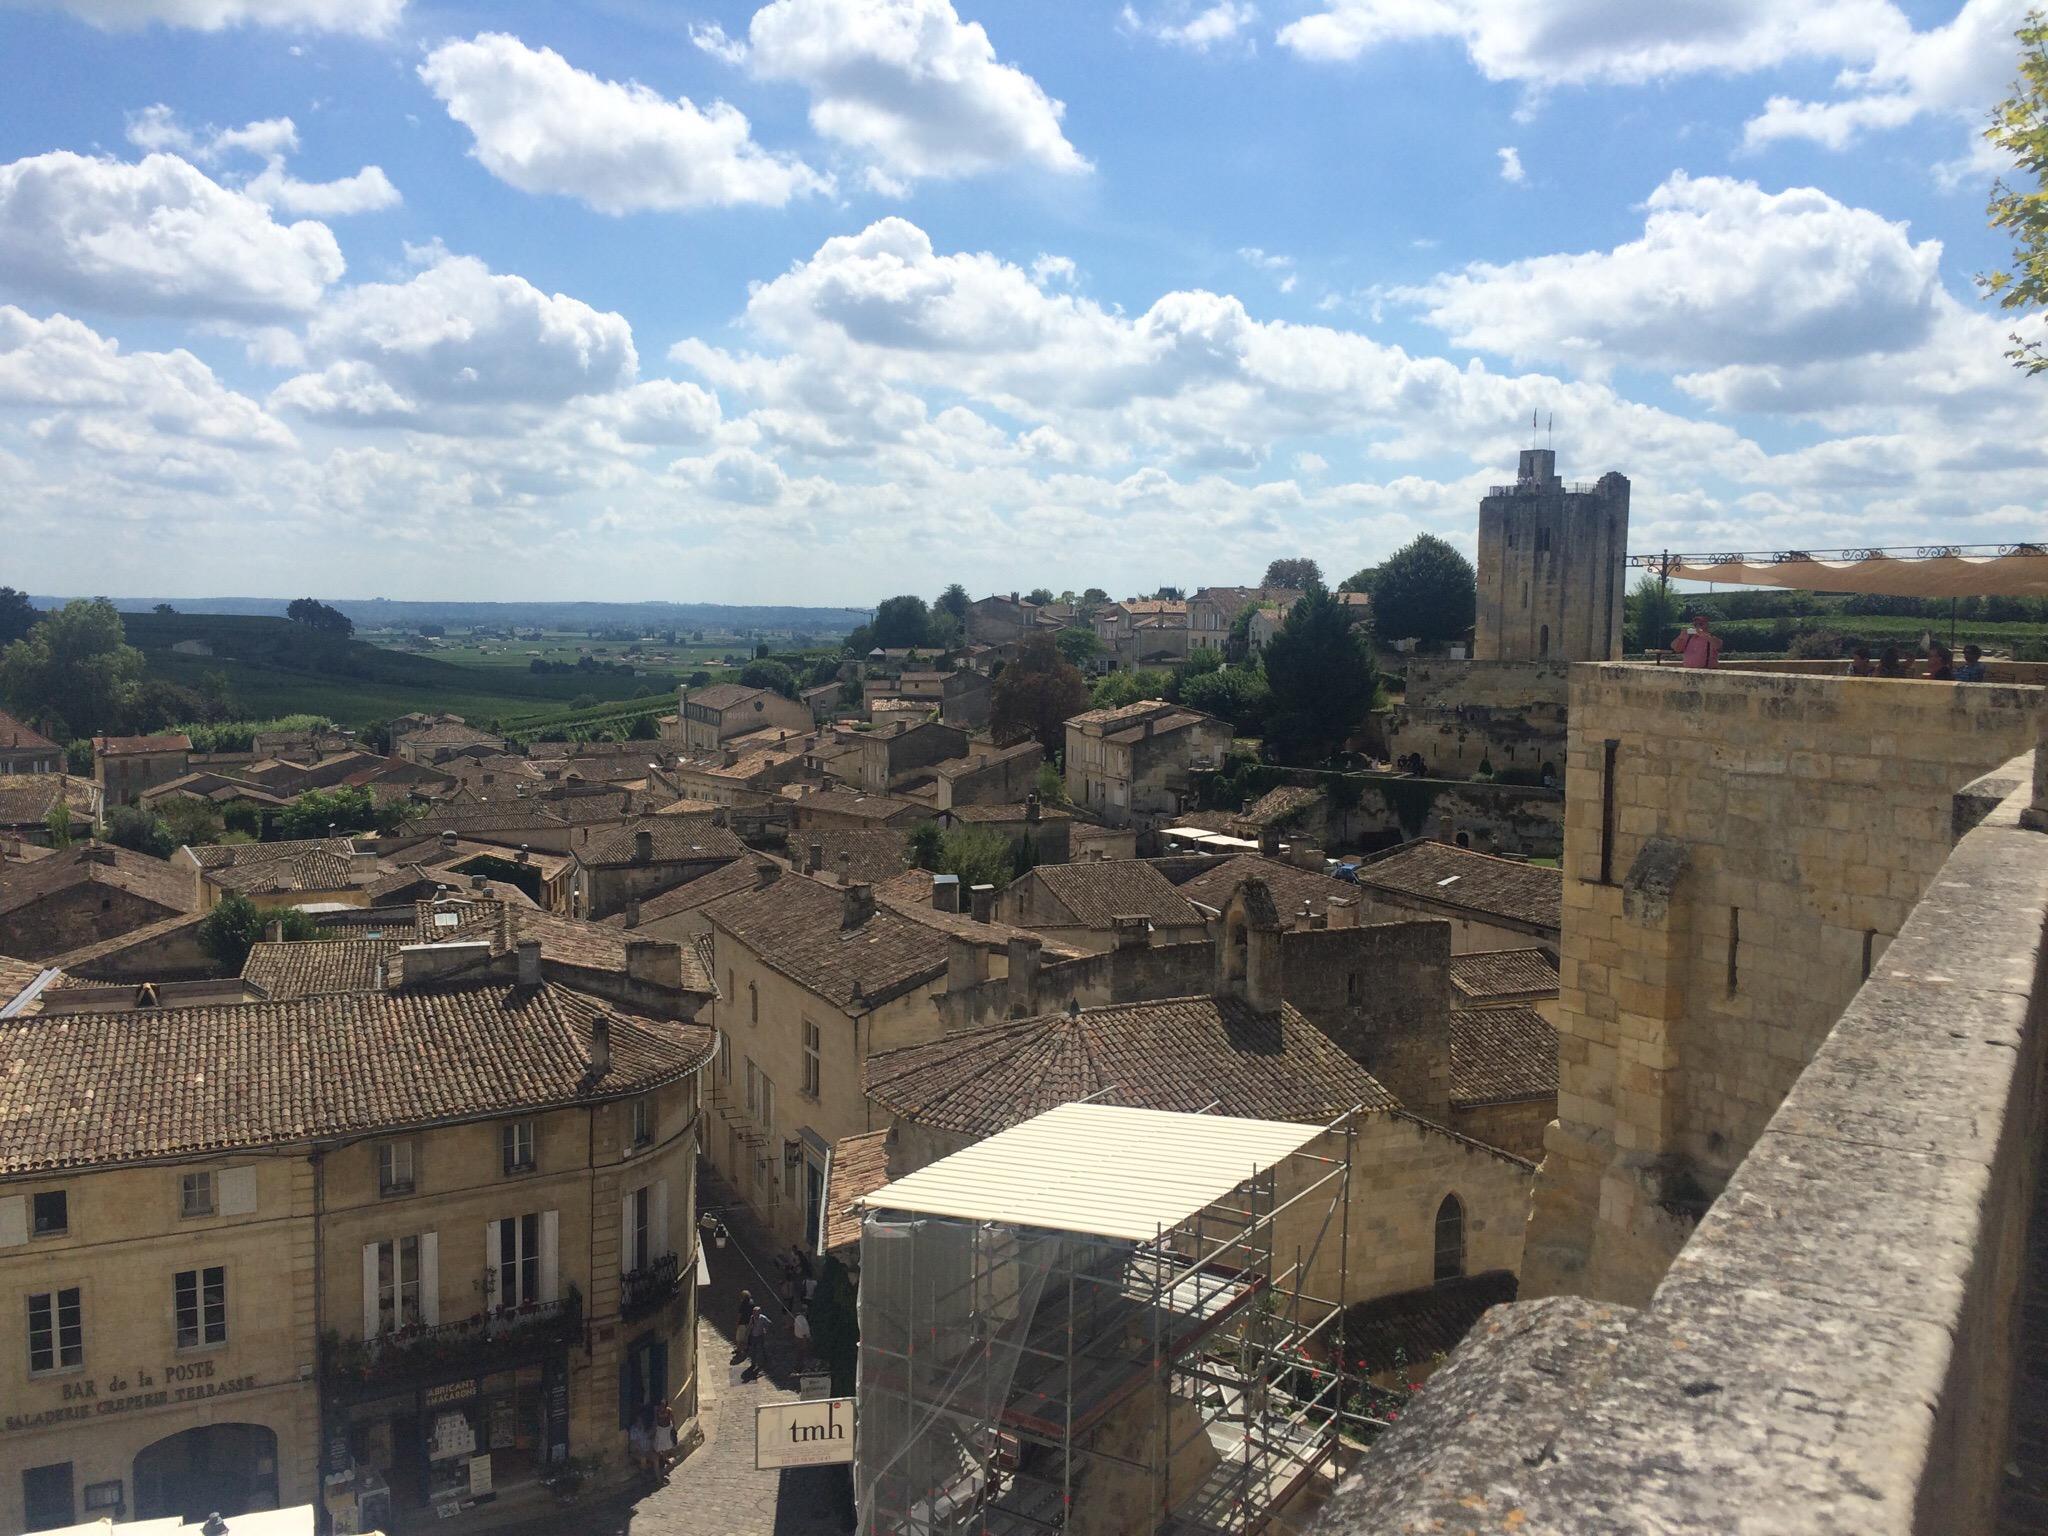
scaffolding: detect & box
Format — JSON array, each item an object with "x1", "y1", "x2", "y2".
[{"x1": 853, "y1": 1104, "x2": 1359, "y2": 1536}]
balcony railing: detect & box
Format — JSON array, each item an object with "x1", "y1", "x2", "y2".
[
  {"x1": 320, "y1": 1286, "x2": 582, "y2": 1403},
  {"x1": 621, "y1": 1251, "x2": 682, "y2": 1323}
]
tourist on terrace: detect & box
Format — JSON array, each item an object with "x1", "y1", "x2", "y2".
[
  {"x1": 1877, "y1": 645, "x2": 1908, "y2": 678},
  {"x1": 1849, "y1": 645, "x2": 1876, "y2": 676},
  {"x1": 1926, "y1": 642, "x2": 1955, "y2": 681},
  {"x1": 1670, "y1": 612, "x2": 1721, "y2": 668},
  {"x1": 1956, "y1": 644, "x2": 1987, "y2": 682}
]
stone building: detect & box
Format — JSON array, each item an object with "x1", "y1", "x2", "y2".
[
  {"x1": 1449, "y1": 947, "x2": 1559, "y2": 1021},
  {"x1": 568, "y1": 817, "x2": 745, "y2": 921},
  {"x1": 389, "y1": 719, "x2": 507, "y2": 767},
  {"x1": 180, "y1": 837, "x2": 382, "y2": 912},
  {"x1": 0, "y1": 962, "x2": 713, "y2": 1534},
  {"x1": 1351, "y1": 840, "x2": 1560, "y2": 953},
  {"x1": 672, "y1": 684, "x2": 811, "y2": 753},
  {"x1": 1474, "y1": 448, "x2": 1627, "y2": 664},
  {"x1": 1064, "y1": 699, "x2": 1233, "y2": 827},
  {"x1": 833, "y1": 720, "x2": 968, "y2": 795},
  {"x1": 933, "y1": 739, "x2": 1042, "y2": 808},
  {"x1": 0, "y1": 774, "x2": 100, "y2": 848},
  {"x1": 0, "y1": 712, "x2": 61, "y2": 776},
  {"x1": 0, "y1": 843, "x2": 199, "y2": 962},
  {"x1": 993, "y1": 858, "x2": 1208, "y2": 953},
  {"x1": 91, "y1": 734, "x2": 192, "y2": 806}
]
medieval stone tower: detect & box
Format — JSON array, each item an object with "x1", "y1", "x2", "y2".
[{"x1": 1474, "y1": 448, "x2": 1629, "y2": 663}]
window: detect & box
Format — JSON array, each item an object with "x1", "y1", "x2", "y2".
[
  {"x1": 745, "y1": 1058, "x2": 759, "y2": 1117},
  {"x1": 629, "y1": 1096, "x2": 653, "y2": 1148},
  {"x1": 378, "y1": 1141, "x2": 416, "y2": 1197},
  {"x1": 502, "y1": 1120, "x2": 536, "y2": 1175},
  {"x1": 1727, "y1": 907, "x2": 1741, "y2": 994},
  {"x1": 1343, "y1": 973, "x2": 1361, "y2": 1006},
  {"x1": 31, "y1": 1191, "x2": 66, "y2": 1237},
  {"x1": 376, "y1": 1236, "x2": 421, "y2": 1333},
  {"x1": 749, "y1": 981, "x2": 758, "y2": 1024},
  {"x1": 494, "y1": 1212, "x2": 542, "y2": 1309},
  {"x1": 803, "y1": 1020, "x2": 821, "y2": 1098},
  {"x1": 27, "y1": 1287, "x2": 82, "y2": 1373},
  {"x1": 179, "y1": 1171, "x2": 215, "y2": 1218},
  {"x1": 1434, "y1": 1194, "x2": 1465, "y2": 1283},
  {"x1": 628, "y1": 1185, "x2": 651, "y2": 1272},
  {"x1": 173, "y1": 1266, "x2": 227, "y2": 1349},
  {"x1": 1597, "y1": 739, "x2": 1619, "y2": 885},
  {"x1": 760, "y1": 1075, "x2": 775, "y2": 1138}
]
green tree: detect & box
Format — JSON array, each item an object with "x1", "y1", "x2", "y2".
[
  {"x1": 1260, "y1": 582, "x2": 1378, "y2": 764},
  {"x1": 1026, "y1": 587, "x2": 1055, "y2": 605},
  {"x1": 1262, "y1": 558, "x2": 1321, "y2": 590},
  {"x1": 628, "y1": 711, "x2": 660, "y2": 740},
  {"x1": 155, "y1": 794, "x2": 224, "y2": 848},
  {"x1": 285, "y1": 597, "x2": 353, "y2": 636},
  {"x1": 739, "y1": 659, "x2": 799, "y2": 698},
  {"x1": 0, "y1": 598, "x2": 144, "y2": 739},
  {"x1": 934, "y1": 583, "x2": 970, "y2": 624},
  {"x1": 105, "y1": 804, "x2": 175, "y2": 858},
  {"x1": 273, "y1": 785, "x2": 383, "y2": 840},
  {"x1": 64, "y1": 739, "x2": 92, "y2": 775},
  {"x1": 871, "y1": 596, "x2": 934, "y2": 649},
  {"x1": 0, "y1": 587, "x2": 37, "y2": 646},
  {"x1": 197, "y1": 891, "x2": 320, "y2": 971},
  {"x1": 222, "y1": 799, "x2": 262, "y2": 838},
  {"x1": 1088, "y1": 668, "x2": 1172, "y2": 712},
  {"x1": 1054, "y1": 626, "x2": 1103, "y2": 666},
  {"x1": 935, "y1": 826, "x2": 1015, "y2": 890},
  {"x1": 1982, "y1": 10, "x2": 2048, "y2": 374},
  {"x1": 1179, "y1": 664, "x2": 1271, "y2": 736},
  {"x1": 1625, "y1": 573, "x2": 1680, "y2": 654},
  {"x1": 152, "y1": 603, "x2": 176, "y2": 615},
  {"x1": 1224, "y1": 602, "x2": 1259, "y2": 664},
  {"x1": 43, "y1": 802, "x2": 73, "y2": 848},
  {"x1": 1370, "y1": 535, "x2": 1477, "y2": 644},
  {"x1": 990, "y1": 633, "x2": 1089, "y2": 755},
  {"x1": 908, "y1": 820, "x2": 945, "y2": 871},
  {"x1": 1338, "y1": 566, "x2": 1378, "y2": 595},
  {"x1": 1032, "y1": 761, "x2": 1067, "y2": 805}
]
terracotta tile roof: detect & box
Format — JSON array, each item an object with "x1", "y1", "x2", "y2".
[
  {"x1": 1449, "y1": 949, "x2": 1560, "y2": 1003},
  {"x1": 187, "y1": 836, "x2": 356, "y2": 870},
  {"x1": 603, "y1": 858, "x2": 770, "y2": 927},
  {"x1": 685, "y1": 684, "x2": 773, "y2": 710},
  {"x1": 823, "y1": 1129, "x2": 891, "y2": 1254},
  {"x1": 876, "y1": 892, "x2": 1087, "y2": 958},
  {"x1": 93, "y1": 733, "x2": 191, "y2": 755},
  {"x1": 0, "y1": 774, "x2": 96, "y2": 827},
  {"x1": 791, "y1": 829, "x2": 914, "y2": 884},
  {"x1": 1016, "y1": 860, "x2": 1204, "y2": 929},
  {"x1": 1067, "y1": 698, "x2": 1177, "y2": 728},
  {"x1": 243, "y1": 938, "x2": 404, "y2": 999},
  {"x1": 1235, "y1": 785, "x2": 1326, "y2": 829},
  {"x1": 1449, "y1": 1006, "x2": 1558, "y2": 1107},
  {"x1": 406, "y1": 899, "x2": 718, "y2": 995},
  {"x1": 578, "y1": 817, "x2": 747, "y2": 867},
  {"x1": 205, "y1": 847, "x2": 376, "y2": 895},
  {"x1": 0, "y1": 979, "x2": 714, "y2": 1175},
  {"x1": 790, "y1": 790, "x2": 924, "y2": 824},
  {"x1": 866, "y1": 996, "x2": 1397, "y2": 1138},
  {"x1": 406, "y1": 802, "x2": 574, "y2": 835},
  {"x1": 397, "y1": 721, "x2": 505, "y2": 748},
  {"x1": 1104, "y1": 710, "x2": 1214, "y2": 746},
  {"x1": 1356, "y1": 842, "x2": 1561, "y2": 932},
  {"x1": 0, "y1": 843, "x2": 197, "y2": 925},
  {"x1": 933, "y1": 802, "x2": 1070, "y2": 825},
  {"x1": 0, "y1": 711, "x2": 58, "y2": 754},
  {"x1": 1175, "y1": 855, "x2": 1356, "y2": 923},
  {"x1": 708, "y1": 875, "x2": 951, "y2": 1011},
  {"x1": 934, "y1": 741, "x2": 1040, "y2": 779},
  {"x1": 1342, "y1": 1270, "x2": 1518, "y2": 1377},
  {"x1": 651, "y1": 797, "x2": 724, "y2": 817}
]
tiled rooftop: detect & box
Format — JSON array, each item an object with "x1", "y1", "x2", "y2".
[
  {"x1": 822, "y1": 1129, "x2": 892, "y2": 1254},
  {"x1": 243, "y1": 938, "x2": 404, "y2": 999},
  {"x1": 1449, "y1": 1006, "x2": 1558, "y2": 1106},
  {"x1": 1341, "y1": 1270, "x2": 1519, "y2": 1377},
  {"x1": 1017, "y1": 859, "x2": 1205, "y2": 928},
  {"x1": 1449, "y1": 948, "x2": 1560, "y2": 1003},
  {"x1": 92, "y1": 733, "x2": 192, "y2": 755},
  {"x1": 0, "y1": 843, "x2": 197, "y2": 923},
  {"x1": 1356, "y1": 842, "x2": 1562, "y2": 932},
  {"x1": 0, "y1": 711, "x2": 58, "y2": 754},
  {"x1": 708, "y1": 874, "x2": 951, "y2": 1011},
  {"x1": 1175, "y1": 854, "x2": 1358, "y2": 922},
  {"x1": 0, "y1": 773, "x2": 96, "y2": 826},
  {"x1": 577, "y1": 816, "x2": 747, "y2": 867}
]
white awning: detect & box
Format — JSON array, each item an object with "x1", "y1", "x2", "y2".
[
  {"x1": 1665, "y1": 550, "x2": 2048, "y2": 599},
  {"x1": 859, "y1": 1102, "x2": 1329, "y2": 1242}
]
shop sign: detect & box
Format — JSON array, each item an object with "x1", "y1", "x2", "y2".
[
  {"x1": 541, "y1": 1358, "x2": 570, "y2": 1463},
  {"x1": 468, "y1": 1454, "x2": 494, "y2": 1498},
  {"x1": 799, "y1": 1373, "x2": 832, "y2": 1401},
  {"x1": 756, "y1": 1397, "x2": 854, "y2": 1469},
  {"x1": 3, "y1": 1359, "x2": 261, "y2": 1434},
  {"x1": 423, "y1": 1379, "x2": 479, "y2": 1407}
]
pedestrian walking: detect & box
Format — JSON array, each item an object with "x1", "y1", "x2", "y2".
[{"x1": 653, "y1": 1401, "x2": 679, "y2": 1481}]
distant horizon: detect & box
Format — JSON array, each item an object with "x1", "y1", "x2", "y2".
[{"x1": 27, "y1": 593, "x2": 877, "y2": 616}]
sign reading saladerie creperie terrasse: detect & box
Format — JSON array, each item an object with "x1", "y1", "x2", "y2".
[{"x1": 4, "y1": 1357, "x2": 262, "y2": 1433}]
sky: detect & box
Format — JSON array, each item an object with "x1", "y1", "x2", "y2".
[{"x1": 0, "y1": 0, "x2": 2042, "y2": 606}]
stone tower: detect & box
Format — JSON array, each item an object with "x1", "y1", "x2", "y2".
[{"x1": 1474, "y1": 449, "x2": 1629, "y2": 663}]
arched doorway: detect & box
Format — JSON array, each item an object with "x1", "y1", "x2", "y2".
[
  {"x1": 132, "y1": 1423, "x2": 279, "y2": 1522},
  {"x1": 1434, "y1": 1194, "x2": 1465, "y2": 1283}
]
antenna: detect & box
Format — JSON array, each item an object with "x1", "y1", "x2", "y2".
[
  {"x1": 1546, "y1": 411, "x2": 1554, "y2": 450},
  {"x1": 1530, "y1": 407, "x2": 1537, "y2": 445}
]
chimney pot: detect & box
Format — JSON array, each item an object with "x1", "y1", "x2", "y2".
[
  {"x1": 754, "y1": 860, "x2": 780, "y2": 889},
  {"x1": 842, "y1": 882, "x2": 875, "y2": 928},
  {"x1": 1112, "y1": 914, "x2": 1149, "y2": 950},
  {"x1": 931, "y1": 873, "x2": 961, "y2": 913},
  {"x1": 626, "y1": 897, "x2": 642, "y2": 929},
  {"x1": 590, "y1": 1009, "x2": 612, "y2": 1079},
  {"x1": 807, "y1": 840, "x2": 823, "y2": 874},
  {"x1": 968, "y1": 884, "x2": 996, "y2": 923},
  {"x1": 264, "y1": 920, "x2": 283, "y2": 943},
  {"x1": 516, "y1": 938, "x2": 542, "y2": 986},
  {"x1": 517, "y1": 844, "x2": 530, "y2": 864}
]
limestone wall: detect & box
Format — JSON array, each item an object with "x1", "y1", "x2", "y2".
[
  {"x1": 1528, "y1": 663, "x2": 2047, "y2": 1305},
  {"x1": 1310, "y1": 756, "x2": 2048, "y2": 1536},
  {"x1": 1385, "y1": 660, "x2": 1570, "y2": 781}
]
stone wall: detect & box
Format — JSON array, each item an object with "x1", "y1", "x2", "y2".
[
  {"x1": 1527, "y1": 663, "x2": 2047, "y2": 1306},
  {"x1": 1473, "y1": 455, "x2": 1627, "y2": 665},
  {"x1": 1450, "y1": 1097, "x2": 1551, "y2": 1162},
  {"x1": 1281, "y1": 923, "x2": 1451, "y2": 1119},
  {"x1": 935, "y1": 742, "x2": 1042, "y2": 808},
  {"x1": 3, "y1": 883, "x2": 189, "y2": 962},
  {"x1": 1385, "y1": 660, "x2": 1570, "y2": 781},
  {"x1": 1310, "y1": 755, "x2": 2048, "y2": 1536}
]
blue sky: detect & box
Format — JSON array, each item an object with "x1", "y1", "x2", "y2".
[{"x1": 0, "y1": 0, "x2": 2041, "y2": 605}]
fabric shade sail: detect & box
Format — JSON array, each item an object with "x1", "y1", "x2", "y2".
[{"x1": 1656, "y1": 549, "x2": 2048, "y2": 599}]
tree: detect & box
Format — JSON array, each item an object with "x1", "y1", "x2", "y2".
[
  {"x1": 1026, "y1": 587, "x2": 1055, "y2": 605},
  {"x1": 0, "y1": 587, "x2": 37, "y2": 646},
  {"x1": 1262, "y1": 558, "x2": 1322, "y2": 590},
  {"x1": 1982, "y1": 11, "x2": 2048, "y2": 374},
  {"x1": 64, "y1": 739, "x2": 92, "y2": 775},
  {"x1": 222, "y1": 799, "x2": 262, "y2": 838},
  {"x1": 1033, "y1": 761, "x2": 1067, "y2": 805},
  {"x1": 0, "y1": 597, "x2": 144, "y2": 738},
  {"x1": 628, "y1": 712, "x2": 660, "y2": 740},
  {"x1": 152, "y1": 603, "x2": 176, "y2": 615},
  {"x1": 43, "y1": 802, "x2": 72, "y2": 849},
  {"x1": 739, "y1": 659, "x2": 799, "y2": 698},
  {"x1": 197, "y1": 891, "x2": 319, "y2": 971},
  {"x1": 1338, "y1": 566, "x2": 1378, "y2": 595},
  {"x1": 871, "y1": 596, "x2": 934, "y2": 649},
  {"x1": 1225, "y1": 603, "x2": 1259, "y2": 664},
  {"x1": 1089, "y1": 669, "x2": 1171, "y2": 711},
  {"x1": 1625, "y1": 574, "x2": 1680, "y2": 654},
  {"x1": 285, "y1": 597, "x2": 353, "y2": 636},
  {"x1": 936, "y1": 826, "x2": 1015, "y2": 891},
  {"x1": 155, "y1": 794, "x2": 224, "y2": 848},
  {"x1": 935, "y1": 583, "x2": 970, "y2": 625},
  {"x1": 1179, "y1": 664, "x2": 1271, "y2": 737},
  {"x1": 105, "y1": 805, "x2": 175, "y2": 858},
  {"x1": 1054, "y1": 626, "x2": 1104, "y2": 666},
  {"x1": 1260, "y1": 583, "x2": 1378, "y2": 764},
  {"x1": 273, "y1": 785, "x2": 383, "y2": 840},
  {"x1": 1370, "y1": 535, "x2": 1476, "y2": 645},
  {"x1": 990, "y1": 634, "x2": 1089, "y2": 756},
  {"x1": 908, "y1": 820, "x2": 945, "y2": 871}
]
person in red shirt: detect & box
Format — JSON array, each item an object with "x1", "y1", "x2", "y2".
[{"x1": 1670, "y1": 612, "x2": 1722, "y2": 668}]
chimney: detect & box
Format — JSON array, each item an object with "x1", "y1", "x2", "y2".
[
  {"x1": 754, "y1": 860, "x2": 780, "y2": 889},
  {"x1": 1258, "y1": 825, "x2": 1282, "y2": 858},
  {"x1": 842, "y1": 882, "x2": 875, "y2": 929},
  {"x1": 968, "y1": 884, "x2": 996, "y2": 923},
  {"x1": 1111, "y1": 914, "x2": 1149, "y2": 951},
  {"x1": 516, "y1": 938, "x2": 541, "y2": 987},
  {"x1": 626, "y1": 938, "x2": 683, "y2": 991},
  {"x1": 264, "y1": 920, "x2": 283, "y2": 943},
  {"x1": 722, "y1": 748, "x2": 740, "y2": 768},
  {"x1": 1328, "y1": 896, "x2": 1359, "y2": 929},
  {"x1": 633, "y1": 829, "x2": 653, "y2": 865},
  {"x1": 837, "y1": 851, "x2": 853, "y2": 885},
  {"x1": 1006, "y1": 935, "x2": 1041, "y2": 1013},
  {"x1": 398, "y1": 940, "x2": 492, "y2": 988},
  {"x1": 1025, "y1": 792, "x2": 1041, "y2": 824},
  {"x1": 440, "y1": 829, "x2": 457, "y2": 850},
  {"x1": 947, "y1": 934, "x2": 988, "y2": 994},
  {"x1": 931, "y1": 873, "x2": 961, "y2": 913},
  {"x1": 590, "y1": 1009, "x2": 612, "y2": 1079},
  {"x1": 807, "y1": 840, "x2": 824, "y2": 875},
  {"x1": 625, "y1": 897, "x2": 641, "y2": 929},
  {"x1": 517, "y1": 844, "x2": 530, "y2": 864},
  {"x1": 470, "y1": 872, "x2": 489, "y2": 891}
]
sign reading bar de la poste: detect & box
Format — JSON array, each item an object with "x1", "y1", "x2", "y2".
[{"x1": 756, "y1": 1397, "x2": 854, "y2": 1469}]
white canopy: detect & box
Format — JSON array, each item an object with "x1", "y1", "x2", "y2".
[{"x1": 1663, "y1": 550, "x2": 2048, "y2": 599}]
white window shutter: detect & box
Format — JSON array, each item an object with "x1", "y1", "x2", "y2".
[
  {"x1": 653, "y1": 1179, "x2": 669, "y2": 1262},
  {"x1": 539, "y1": 1209, "x2": 560, "y2": 1304},
  {"x1": 485, "y1": 1221, "x2": 499, "y2": 1302},
  {"x1": 620, "y1": 1194, "x2": 635, "y2": 1278},
  {"x1": 0, "y1": 1196, "x2": 24, "y2": 1248},
  {"x1": 361, "y1": 1243, "x2": 380, "y2": 1338},
  {"x1": 218, "y1": 1165, "x2": 256, "y2": 1216},
  {"x1": 419, "y1": 1231, "x2": 440, "y2": 1326}
]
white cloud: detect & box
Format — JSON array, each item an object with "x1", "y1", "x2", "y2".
[
  {"x1": 690, "y1": 20, "x2": 749, "y2": 64},
  {"x1": 418, "y1": 32, "x2": 829, "y2": 215},
  {"x1": 1031, "y1": 254, "x2": 1078, "y2": 287},
  {"x1": 288, "y1": 251, "x2": 637, "y2": 416},
  {"x1": 1276, "y1": 0, "x2": 1908, "y2": 83},
  {"x1": 1239, "y1": 247, "x2": 1298, "y2": 292},
  {"x1": 1496, "y1": 145, "x2": 1524, "y2": 183},
  {"x1": 1741, "y1": 0, "x2": 2031, "y2": 153},
  {"x1": 745, "y1": 0, "x2": 1089, "y2": 182},
  {"x1": 0, "y1": 150, "x2": 343, "y2": 318},
  {"x1": 1123, "y1": 1, "x2": 1259, "y2": 51},
  {"x1": 6, "y1": 0, "x2": 404, "y2": 34},
  {"x1": 268, "y1": 360, "x2": 417, "y2": 423},
  {"x1": 1402, "y1": 172, "x2": 1943, "y2": 374},
  {"x1": 244, "y1": 161, "x2": 400, "y2": 215},
  {"x1": 122, "y1": 107, "x2": 399, "y2": 215}
]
